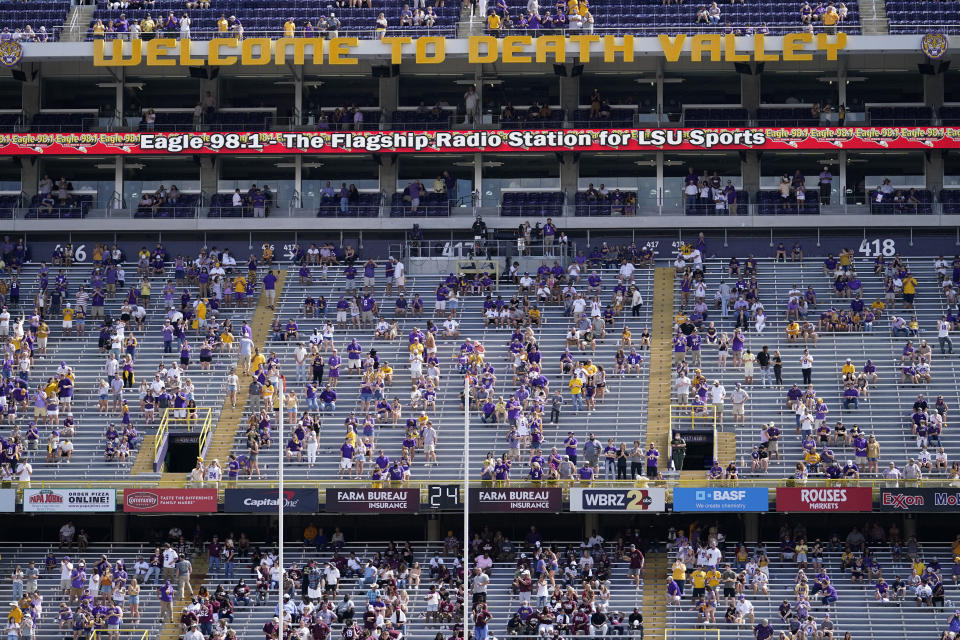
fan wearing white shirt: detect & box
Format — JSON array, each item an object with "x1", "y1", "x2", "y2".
[
  {"x1": 294, "y1": 343, "x2": 309, "y2": 383},
  {"x1": 393, "y1": 259, "x2": 406, "y2": 293},
  {"x1": 618, "y1": 260, "x2": 636, "y2": 284},
  {"x1": 443, "y1": 318, "x2": 460, "y2": 337}
]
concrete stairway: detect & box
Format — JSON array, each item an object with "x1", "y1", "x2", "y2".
[
  {"x1": 157, "y1": 554, "x2": 210, "y2": 640},
  {"x1": 201, "y1": 271, "x2": 287, "y2": 475},
  {"x1": 61, "y1": 3, "x2": 96, "y2": 42},
  {"x1": 858, "y1": 0, "x2": 889, "y2": 34},
  {"x1": 647, "y1": 268, "x2": 676, "y2": 473},
  {"x1": 642, "y1": 552, "x2": 668, "y2": 640}
]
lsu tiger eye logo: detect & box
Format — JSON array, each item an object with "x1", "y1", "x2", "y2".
[
  {"x1": 0, "y1": 41, "x2": 22, "y2": 68},
  {"x1": 921, "y1": 32, "x2": 948, "y2": 59}
]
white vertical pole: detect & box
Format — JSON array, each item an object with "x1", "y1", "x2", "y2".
[
  {"x1": 278, "y1": 376, "x2": 285, "y2": 629},
  {"x1": 463, "y1": 376, "x2": 470, "y2": 634}
]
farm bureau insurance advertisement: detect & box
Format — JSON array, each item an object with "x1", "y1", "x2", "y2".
[
  {"x1": 123, "y1": 488, "x2": 218, "y2": 513},
  {"x1": 3, "y1": 127, "x2": 959, "y2": 156},
  {"x1": 470, "y1": 488, "x2": 562, "y2": 512},
  {"x1": 325, "y1": 488, "x2": 418, "y2": 513},
  {"x1": 23, "y1": 488, "x2": 116, "y2": 513}
]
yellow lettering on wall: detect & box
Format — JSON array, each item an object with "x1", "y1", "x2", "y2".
[
  {"x1": 502, "y1": 36, "x2": 532, "y2": 62},
  {"x1": 817, "y1": 32, "x2": 847, "y2": 60},
  {"x1": 92, "y1": 33, "x2": 850, "y2": 67},
  {"x1": 753, "y1": 34, "x2": 779, "y2": 61},
  {"x1": 93, "y1": 39, "x2": 142, "y2": 66},
  {"x1": 690, "y1": 34, "x2": 721, "y2": 62},
  {"x1": 145, "y1": 38, "x2": 177, "y2": 66},
  {"x1": 535, "y1": 35, "x2": 566, "y2": 63},
  {"x1": 568, "y1": 35, "x2": 601, "y2": 62},
  {"x1": 415, "y1": 36, "x2": 445, "y2": 63},
  {"x1": 240, "y1": 38, "x2": 272, "y2": 65},
  {"x1": 329, "y1": 38, "x2": 359, "y2": 64},
  {"x1": 658, "y1": 34, "x2": 686, "y2": 62},
  {"x1": 275, "y1": 37, "x2": 324, "y2": 65},
  {"x1": 209, "y1": 38, "x2": 238, "y2": 66},
  {"x1": 382, "y1": 37, "x2": 411, "y2": 64},
  {"x1": 783, "y1": 33, "x2": 813, "y2": 61},
  {"x1": 178, "y1": 38, "x2": 204, "y2": 66},
  {"x1": 603, "y1": 35, "x2": 634, "y2": 63},
  {"x1": 723, "y1": 33, "x2": 749, "y2": 62},
  {"x1": 468, "y1": 35, "x2": 498, "y2": 63}
]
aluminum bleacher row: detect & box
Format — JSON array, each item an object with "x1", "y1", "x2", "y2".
[
  {"x1": 86, "y1": 1, "x2": 460, "y2": 40},
  {"x1": 0, "y1": 259, "x2": 259, "y2": 481},
  {"x1": 671, "y1": 256, "x2": 960, "y2": 479},
  {"x1": 665, "y1": 541, "x2": 956, "y2": 640}
]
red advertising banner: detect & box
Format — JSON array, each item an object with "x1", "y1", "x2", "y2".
[
  {"x1": 3, "y1": 127, "x2": 959, "y2": 156},
  {"x1": 123, "y1": 488, "x2": 218, "y2": 513},
  {"x1": 775, "y1": 487, "x2": 873, "y2": 512}
]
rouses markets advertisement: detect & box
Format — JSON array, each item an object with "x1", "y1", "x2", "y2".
[{"x1": 3, "y1": 126, "x2": 960, "y2": 155}]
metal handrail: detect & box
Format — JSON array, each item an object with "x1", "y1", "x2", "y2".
[{"x1": 153, "y1": 407, "x2": 170, "y2": 470}]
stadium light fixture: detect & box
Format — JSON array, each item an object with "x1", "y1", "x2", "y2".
[
  {"x1": 97, "y1": 82, "x2": 144, "y2": 89},
  {"x1": 274, "y1": 162, "x2": 324, "y2": 168},
  {"x1": 454, "y1": 161, "x2": 503, "y2": 167},
  {"x1": 95, "y1": 162, "x2": 145, "y2": 170}
]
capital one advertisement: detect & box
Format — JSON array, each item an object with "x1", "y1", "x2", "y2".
[
  {"x1": 775, "y1": 487, "x2": 873, "y2": 512},
  {"x1": 224, "y1": 488, "x2": 319, "y2": 513}
]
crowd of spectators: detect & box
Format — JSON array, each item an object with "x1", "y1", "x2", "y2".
[
  {"x1": 668, "y1": 233, "x2": 960, "y2": 481},
  {"x1": 470, "y1": 526, "x2": 646, "y2": 640},
  {"x1": 474, "y1": 237, "x2": 653, "y2": 484},
  {"x1": 681, "y1": 168, "x2": 739, "y2": 216},
  {"x1": 486, "y1": 0, "x2": 595, "y2": 34},
  {"x1": 0, "y1": 239, "x2": 262, "y2": 478},
  {"x1": 0, "y1": 25, "x2": 50, "y2": 42}
]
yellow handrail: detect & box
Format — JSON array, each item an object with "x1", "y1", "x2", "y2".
[
  {"x1": 153, "y1": 407, "x2": 213, "y2": 469},
  {"x1": 197, "y1": 409, "x2": 213, "y2": 459},
  {"x1": 153, "y1": 408, "x2": 169, "y2": 469}
]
